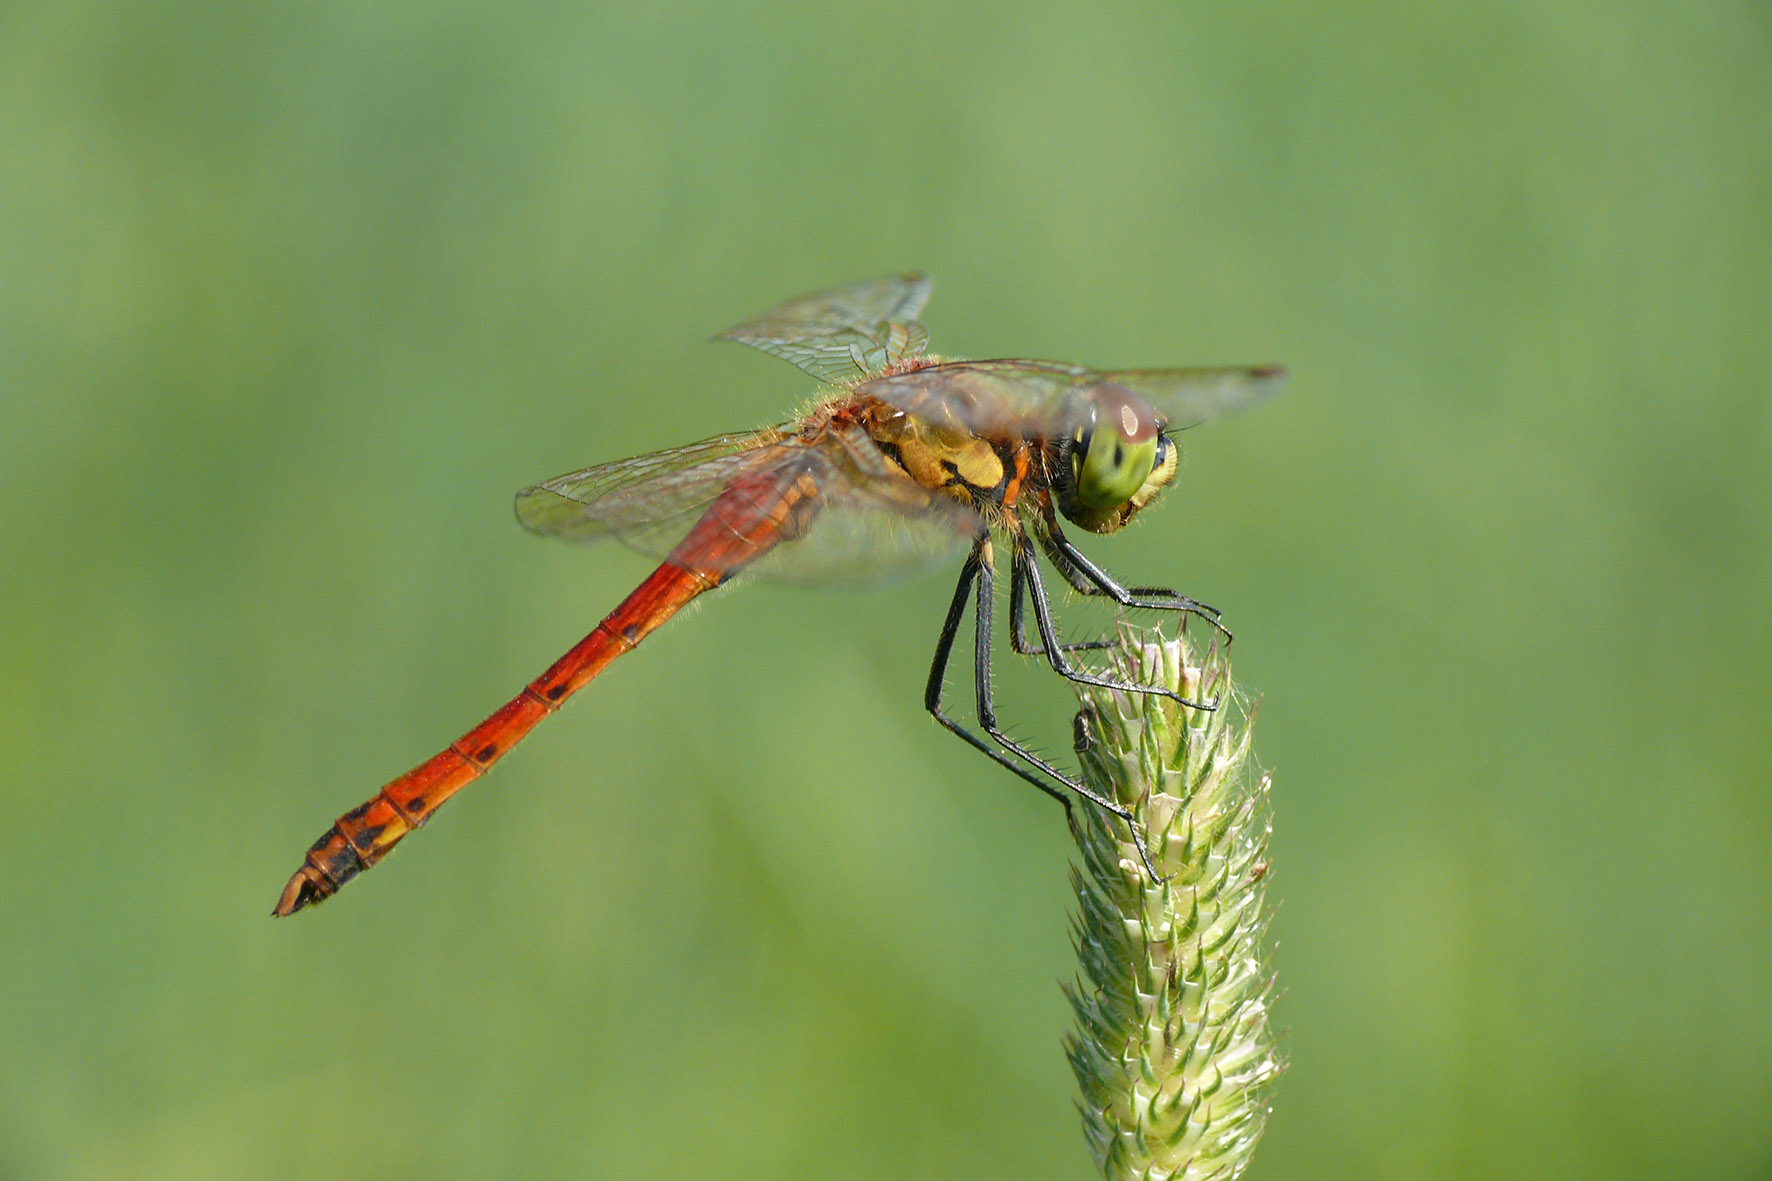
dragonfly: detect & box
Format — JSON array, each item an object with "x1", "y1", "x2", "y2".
[{"x1": 274, "y1": 274, "x2": 1281, "y2": 916}]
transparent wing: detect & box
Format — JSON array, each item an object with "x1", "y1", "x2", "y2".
[
  {"x1": 514, "y1": 430, "x2": 791, "y2": 544},
  {"x1": 745, "y1": 428, "x2": 978, "y2": 586},
  {"x1": 857, "y1": 359, "x2": 1285, "y2": 438},
  {"x1": 514, "y1": 424, "x2": 978, "y2": 586},
  {"x1": 1095, "y1": 366, "x2": 1286, "y2": 430},
  {"x1": 715, "y1": 273, "x2": 934, "y2": 386},
  {"x1": 854, "y1": 359, "x2": 1088, "y2": 438}
]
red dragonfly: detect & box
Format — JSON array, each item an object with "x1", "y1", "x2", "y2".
[{"x1": 274, "y1": 274, "x2": 1281, "y2": 915}]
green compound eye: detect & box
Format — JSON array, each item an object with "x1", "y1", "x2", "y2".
[{"x1": 1071, "y1": 387, "x2": 1160, "y2": 510}]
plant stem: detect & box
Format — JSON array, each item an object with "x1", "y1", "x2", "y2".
[{"x1": 1064, "y1": 624, "x2": 1280, "y2": 1180}]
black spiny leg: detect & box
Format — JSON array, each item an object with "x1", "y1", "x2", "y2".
[
  {"x1": 1008, "y1": 557, "x2": 1116, "y2": 658},
  {"x1": 924, "y1": 536, "x2": 1164, "y2": 878},
  {"x1": 1041, "y1": 521, "x2": 1234, "y2": 645},
  {"x1": 926, "y1": 543, "x2": 1073, "y2": 809},
  {"x1": 1015, "y1": 540, "x2": 1216, "y2": 711}
]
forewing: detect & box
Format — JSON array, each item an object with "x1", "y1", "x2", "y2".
[
  {"x1": 855, "y1": 359, "x2": 1091, "y2": 438},
  {"x1": 1094, "y1": 366, "x2": 1286, "y2": 430},
  {"x1": 716, "y1": 273, "x2": 934, "y2": 385},
  {"x1": 858, "y1": 360, "x2": 1284, "y2": 438}
]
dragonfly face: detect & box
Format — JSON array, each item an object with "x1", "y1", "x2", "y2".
[
  {"x1": 1053, "y1": 383, "x2": 1181, "y2": 535},
  {"x1": 274, "y1": 273, "x2": 1280, "y2": 915}
]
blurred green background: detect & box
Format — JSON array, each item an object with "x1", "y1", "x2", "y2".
[{"x1": 3, "y1": 2, "x2": 1768, "y2": 1178}]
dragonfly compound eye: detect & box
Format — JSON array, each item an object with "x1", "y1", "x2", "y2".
[{"x1": 1071, "y1": 384, "x2": 1160, "y2": 510}]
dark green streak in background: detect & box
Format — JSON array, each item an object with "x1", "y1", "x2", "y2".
[{"x1": 2, "y1": 3, "x2": 1767, "y2": 1177}]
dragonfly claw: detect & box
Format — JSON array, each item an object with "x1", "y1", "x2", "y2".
[{"x1": 1156, "y1": 687, "x2": 1218, "y2": 712}]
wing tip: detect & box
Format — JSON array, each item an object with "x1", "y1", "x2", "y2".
[
  {"x1": 712, "y1": 271, "x2": 932, "y2": 340},
  {"x1": 1250, "y1": 365, "x2": 1288, "y2": 399}
]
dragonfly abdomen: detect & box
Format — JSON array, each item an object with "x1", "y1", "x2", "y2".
[
  {"x1": 271, "y1": 561, "x2": 716, "y2": 916},
  {"x1": 273, "y1": 471, "x2": 816, "y2": 916}
]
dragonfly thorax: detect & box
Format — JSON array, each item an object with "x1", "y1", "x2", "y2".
[{"x1": 862, "y1": 399, "x2": 1008, "y2": 497}]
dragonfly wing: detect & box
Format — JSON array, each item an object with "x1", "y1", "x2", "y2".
[
  {"x1": 856, "y1": 359, "x2": 1089, "y2": 437},
  {"x1": 741, "y1": 425, "x2": 978, "y2": 586},
  {"x1": 716, "y1": 273, "x2": 934, "y2": 386},
  {"x1": 858, "y1": 360, "x2": 1285, "y2": 437},
  {"x1": 1093, "y1": 366, "x2": 1287, "y2": 430},
  {"x1": 515, "y1": 429, "x2": 792, "y2": 545},
  {"x1": 514, "y1": 425, "x2": 979, "y2": 586}
]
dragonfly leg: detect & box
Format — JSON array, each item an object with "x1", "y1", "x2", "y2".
[
  {"x1": 1009, "y1": 559, "x2": 1117, "y2": 657},
  {"x1": 1015, "y1": 541, "x2": 1216, "y2": 711},
  {"x1": 1041, "y1": 523, "x2": 1234, "y2": 645},
  {"x1": 924, "y1": 538, "x2": 1166, "y2": 880},
  {"x1": 926, "y1": 545, "x2": 1070, "y2": 809}
]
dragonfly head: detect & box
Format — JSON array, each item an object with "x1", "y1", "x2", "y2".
[{"x1": 1055, "y1": 383, "x2": 1179, "y2": 534}]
